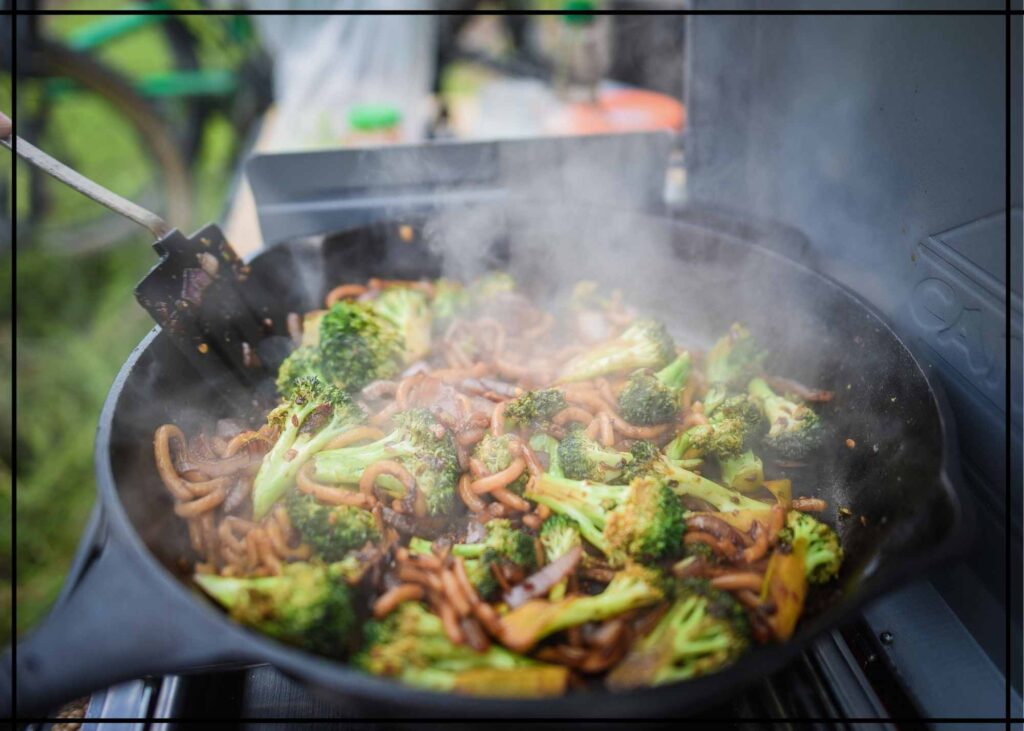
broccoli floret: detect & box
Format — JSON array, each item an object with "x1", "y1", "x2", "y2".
[
  {"x1": 607, "y1": 578, "x2": 750, "y2": 689},
  {"x1": 452, "y1": 519, "x2": 535, "y2": 566},
  {"x1": 617, "y1": 352, "x2": 692, "y2": 425},
  {"x1": 285, "y1": 490, "x2": 380, "y2": 562},
  {"x1": 617, "y1": 440, "x2": 664, "y2": 484},
  {"x1": 664, "y1": 421, "x2": 741, "y2": 462},
  {"x1": 558, "y1": 318, "x2": 675, "y2": 383},
  {"x1": 680, "y1": 540, "x2": 718, "y2": 564},
  {"x1": 318, "y1": 300, "x2": 404, "y2": 392},
  {"x1": 311, "y1": 408, "x2": 459, "y2": 517},
  {"x1": 747, "y1": 378, "x2": 824, "y2": 460},
  {"x1": 540, "y1": 514, "x2": 582, "y2": 601},
  {"x1": 355, "y1": 601, "x2": 568, "y2": 696},
  {"x1": 194, "y1": 562, "x2": 357, "y2": 656},
  {"x1": 504, "y1": 388, "x2": 568, "y2": 429},
  {"x1": 664, "y1": 424, "x2": 708, "y2": 461},
  {"x1": 499, "y1": 563, "x2": 667, "y2": 653},
  {"x1": 778, "y1": 512, "x2": 843, "y2": 584},
  {"x1": 603, "y1": 476, "x2": 687, "y2": 565},
  {"x1": 669, "y1": 395, "x2": 766, "y2": 490},
  {"x1": 276, "y1": 346, "x2": 326, "y2": 398},
  {"x1": 557, "y1": 424, "x2": 631, "y2": 483},
  {"x1": 252, "y1": 377, "x2": 362, "y2": 519},
  {"x1": 462, "y1": 558, "x2": 500, "y2": 600},
  {"x1": 703, "y1": 324, "x2": 766, "y2": 413},
  {"x1": 371, "y1": 287, "x2": 432, "y2": 364},
  {"x1": 452, "y1": 519, "x2": 537, "y2": 597},
  {"x1": 528, "y1": 432, "x2": 564, "y2": 478},
  {"x1": 711, "y1": 394, "x2": 767, "y2": 433},
  {"x1": 430, "y1": 278, "x2": 470, "y2": 332},
  {"x1": 472, "y1": 434, "x2": 529, "y2": 495},
  {"x1": 525, "y1": 472, "x2": 684, "y2": 566}
]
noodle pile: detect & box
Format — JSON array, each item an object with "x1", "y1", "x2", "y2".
[{"x1": 153, "y1": 274, "x2": 838, "y2": 689}]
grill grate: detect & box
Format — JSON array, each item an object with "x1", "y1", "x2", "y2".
[{"x1": 16, "y1": 630, "x2": 900, "y2": 729}]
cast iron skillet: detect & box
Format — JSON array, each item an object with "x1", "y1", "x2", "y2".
[{"x1": 6, "y1": 204, "x2": 970, "y2": 719}]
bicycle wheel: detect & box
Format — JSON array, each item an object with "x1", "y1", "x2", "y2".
[{"x1": 20, "y1": 39, "x2": 192, "y2": 251}]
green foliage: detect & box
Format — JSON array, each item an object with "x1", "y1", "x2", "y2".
[{"x1": 12, "y1": 15, "x2": 246, "y2": 638}]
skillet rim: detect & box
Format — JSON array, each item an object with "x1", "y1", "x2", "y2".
[{"x1": 93, "y1": 210, "x2": 970, "y2": 717}]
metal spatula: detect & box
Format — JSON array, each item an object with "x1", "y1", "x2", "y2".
[{"x1": 4, "y1": 131, "x2": 274, "y2": 408}]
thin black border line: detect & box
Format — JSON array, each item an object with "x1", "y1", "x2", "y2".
[
  {"x1": 5, "y1": 8, "x2": 1014, "y2": 17},
  {"x1": 1005, "y1": 7, "x2": 1014, "y2": 730},
  {"x1": 13, "y1": 714, "x2": 1024, "y2": 724},
  {"x1": 5, "y1": 5, "x2": 1019, "y2": 727},
  {"x1": 9, "y1": 7, "x2": 17, "y2": 719}
]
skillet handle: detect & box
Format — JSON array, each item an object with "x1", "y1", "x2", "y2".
[{"x1": 2, "y1": 507, "x2": 255, "y2": 719}]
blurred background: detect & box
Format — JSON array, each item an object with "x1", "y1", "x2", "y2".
[{"x1": 9, "y1": 1, "x2": 689, "y2": 639}]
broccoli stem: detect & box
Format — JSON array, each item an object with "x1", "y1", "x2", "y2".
[
  {"x1": 746, "y1": 377, "x2": 775, "y2": 402},
  {"x1": 451, "y1": 543, "x2": 485, "y2": 559},
  {"x1": 543, "y1": 582, "x2": 653, "y2": 634},
  {"x1": 658, "y1": 463, "x2": 768, "y2": 512},
  {"x1": 656, "y1": 352, "x2": 692, "y2": 391},
  {"x1": 525, "y1": 474, "x2": 625, "y2": 555},
  {"x1": 194, "y1": 572, "x2": 267, "y2": 609},
  {"x1": 664, "y1": 427, "x2": 700, "y2": 461},
  {"x1": 718, "y1": 449, "x2": 764, "y2": 492},
  {"x1": 702, "y1": 385, "x2": 728, "y2": 415},
  {"x1": 312, "y1": 437, "x2": 413, "y2": 498},
  {"x1": 529, "y1": 433, "x2": 563, "y2": 478},
  {"x1": 253, "y1": 402, "x2": 347, "y2": 519},
  {"x1": 500, "y1": 569, "x2": 664, "y2": 652},
  {"x1": 409, "y1": 537, "x2": 434, "y2": 555}
]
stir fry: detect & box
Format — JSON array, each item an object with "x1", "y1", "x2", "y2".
[{"x1": 154, "y1": 274, "x2": 842, "y2": 697}]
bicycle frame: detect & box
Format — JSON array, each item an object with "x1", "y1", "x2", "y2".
[{"x1": 43, "y1": 1, "x2": 255, "y2": 103}]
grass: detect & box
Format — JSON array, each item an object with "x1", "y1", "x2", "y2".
[{"x1": 12, "y1": 10, "x2": 241, "y2": 637}]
